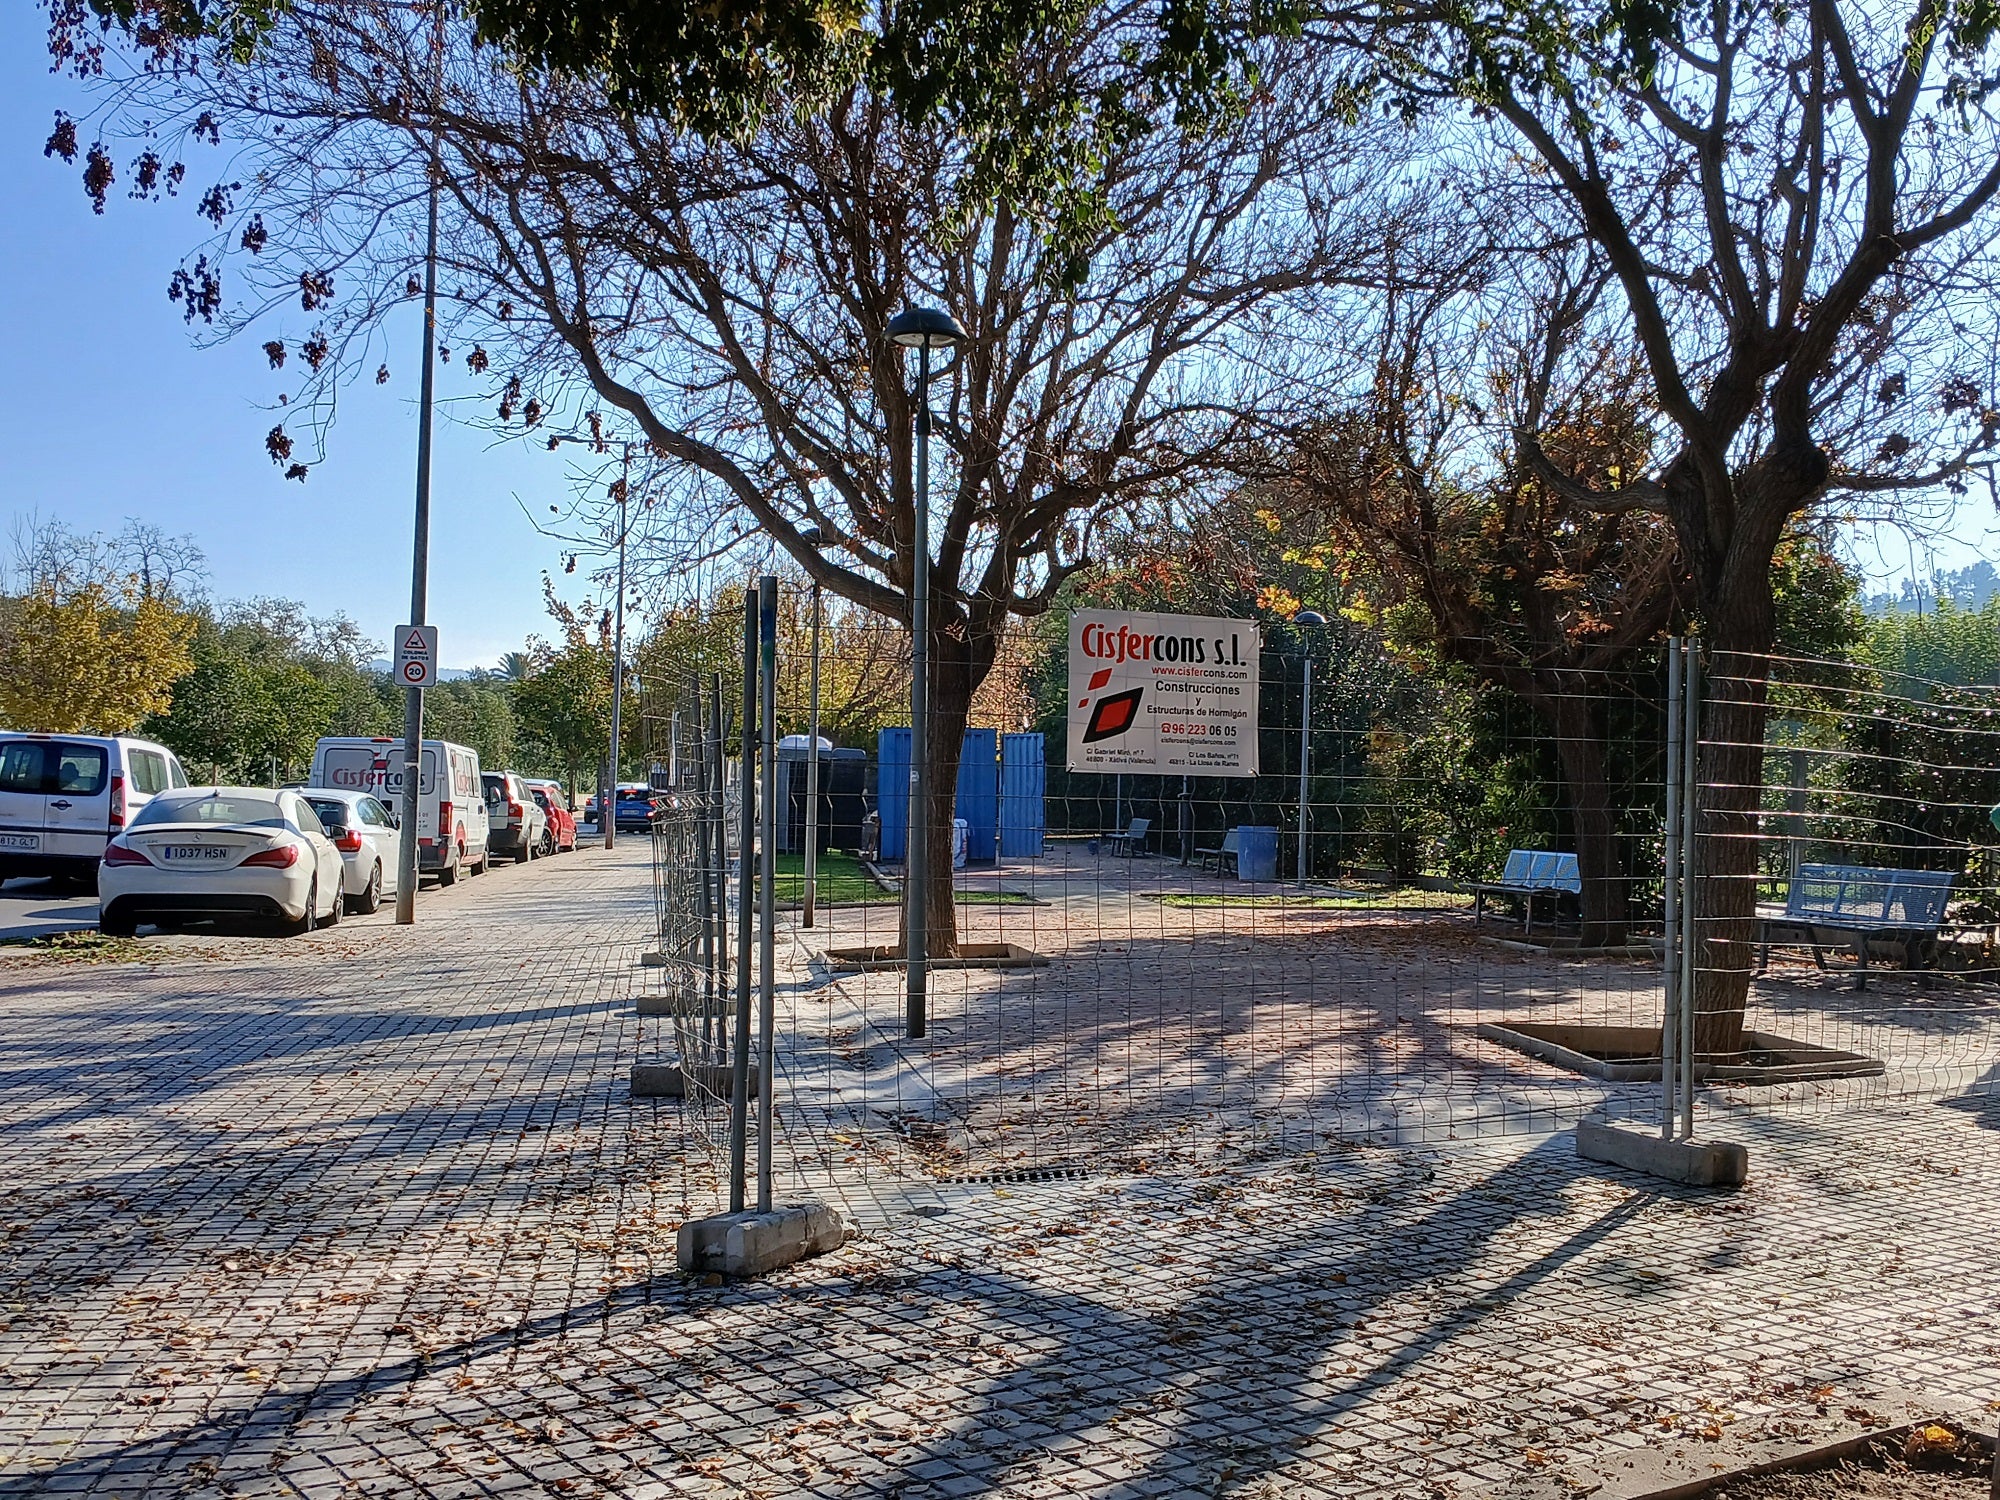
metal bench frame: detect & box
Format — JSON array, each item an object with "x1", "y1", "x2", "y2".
[
  {"x1": 1757, "y1": 862, "x2": 1954, "y2": 989},
  {"x1": 1194, "y1": 827, "x2": 1241, "y2": 875},
  {"x1": 1469, "y1": 850, "x2": 1583, "y2": 937},
  {"x1": 1101, "y1": 817, "x2": 1151, "y2": 858}
]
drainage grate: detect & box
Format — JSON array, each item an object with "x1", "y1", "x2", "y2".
[{"x1": 938, "y1": 1165, "x2": 1091, "y2": 1186}]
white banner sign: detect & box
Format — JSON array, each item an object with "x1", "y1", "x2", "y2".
[{"x1": 1066, "y1": 609, "x2": 1260, "y2": 777}]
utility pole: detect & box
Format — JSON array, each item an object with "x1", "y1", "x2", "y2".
[
  {"x1": 604, "y1": 444, "x2": 631, "y2": 851},
  {"x1": 394, "y1": 1, "x2": 445, "y2": 926}
]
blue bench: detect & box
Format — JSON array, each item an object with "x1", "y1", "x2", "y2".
[
  {"x1": 1757, "y1": 863, "x2": 1954, "y2": 989},
  {"x1": 1469, "y1": 850, "x2": 1581, "y2": 936}
]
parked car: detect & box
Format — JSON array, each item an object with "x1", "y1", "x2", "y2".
[
  {"x1": 0, "y1": 732, "x2": 190, "y2": 889},
  {"x1": 300, "y1": 788, "x2": 401, "y2": 914},
  {"x1": 309, "y1": 737, "x2": 489, "y2": 886},
  {"x1": 524, "y1": 780, "x2": 576, "y2": 855},
  {"x1": 99, "y1": 787, "x2": 346, "y2": 936},
  {"x1": 584, "y1": 783, "x2": 664, "y2": 833},
  {"x1": 481, "y1": 772, "x2": 548, "y2": 863}
]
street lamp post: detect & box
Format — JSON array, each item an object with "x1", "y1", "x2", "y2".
[
  {"x1": 1294, "y1": 611, "x2": 1328, "y2": 888},
  {"x1": 800, "y1": 526, "x2": 825, "y2": 929},
  {"x1": 884, "y1": 306, "x2": 966, "y2": 1042}
]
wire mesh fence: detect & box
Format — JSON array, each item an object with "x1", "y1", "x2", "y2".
[
  {"x1": 1687, "y1": 647, "x2": 2000, "y2": 1131},
  {"x1": 635, "y1": 593, "x2": 2000, "y2": 1220}
]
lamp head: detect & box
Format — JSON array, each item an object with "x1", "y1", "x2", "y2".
[
  {"x1": 800, "y1": 525, "x2": 825, "y2": 547},
  {"x1": 886, "y1": 307, "x2": 967, "y2": 349},
  {"x1": 1294, "y1": 610, "x2": 1329, "y2": 628}
]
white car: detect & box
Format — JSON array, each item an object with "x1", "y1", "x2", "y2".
[
  {"x1": 300, "y1": 788, "x2": 402, "y2": 914},
  {"x1": 99, "y1": 788, "x2": 346, "y2": 937}
]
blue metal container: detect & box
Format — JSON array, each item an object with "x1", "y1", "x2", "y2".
[
  {"x1": 998, "y1": 733, "x2": 1047, "y2": 857},
  {"x1": 955, "y1": 728, "x2": 999, "y2": 863},
  {"x1": 1235, "y1": 825, "x2": 1279, "y2": 882},
  {"x1": 876, "y1": 727, "x2": 911, "y2": 861}
]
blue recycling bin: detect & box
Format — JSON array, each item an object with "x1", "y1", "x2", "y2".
[{"x1": 1235, "y1": 825, "x2": 1278, "y2": 882}]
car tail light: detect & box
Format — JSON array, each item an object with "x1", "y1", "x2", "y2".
[
  {"x1": 242, "y1": 845, "x2": 300, "y2": 868},
  {"x1": 108, "y1": 775, "x2": 126, "y2": 830},
  {"x1": 507, "y1": 799, "x2": 524, "y2": 820},
  {"x1": 103, "y1": 842, "x2": 151, "y2": 867},
  {"x1": 334, "y1": 827, "x2": 364, "y2": 853},
  {"x1": 439, "y1": 800, "x2": 452, "y2": 836}
]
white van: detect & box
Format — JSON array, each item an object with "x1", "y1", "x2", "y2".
[
  {"x1": 308, "y1": 737, "x2": 491, "y2": 885},
  {"x1": 0, "y1": 732, "x2": 191, "y2": 886}
]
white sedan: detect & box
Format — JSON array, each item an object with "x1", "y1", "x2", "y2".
[
  {"x1": 301, "y1": 788, "x2": 401, "y2": 914},
  {"x1": 99, "y1": 788, "x2": 346, "y2": 937}
]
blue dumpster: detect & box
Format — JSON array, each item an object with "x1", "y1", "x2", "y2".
[{"x1": 1235, "y1": 825, "x2": 1279, "y2": 882}]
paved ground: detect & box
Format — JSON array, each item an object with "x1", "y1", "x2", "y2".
[
  {"x1": 0, "y1": 877, "x2": 98, "y2": 941},
  {"x1": 2, "y1": 839, "x2": 1997, "y2": 1499}
]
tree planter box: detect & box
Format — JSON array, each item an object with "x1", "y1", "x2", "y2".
[
  {"x1": 1476, "y1": 1020, "x2": 1884, "y2": 1083},
  {"x1": 1601, "y1": 1415, "x2": 1993, "y2": 1498}
]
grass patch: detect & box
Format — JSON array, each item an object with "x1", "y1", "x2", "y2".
[
  {"x1": 1152, "y1": 888, "x2": 1472, "y2": 911},
  {"x1": 0, "y1": 928, "x2": 152, "y2": 963},
  {"x1": 773, "y1": 853, "x2": 1037, "y2": 907}
]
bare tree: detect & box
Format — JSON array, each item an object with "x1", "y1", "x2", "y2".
[
  {"x1": 1275, "y1": 243, "x2": 1687, "y2": 946},
  {"x1": 1340, "y1": 0, "x2": 2000, "y2": 1046},
  {"x1": 115, "y1": 520, "x2": 208, "y2": 602},
  {"x1": 56, "y1": 2, "x2": 1407, "y2": 950}
]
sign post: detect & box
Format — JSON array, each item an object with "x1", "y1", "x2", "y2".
[
  {"x1": 394, "y1": 624, "x2": 438, "y2": 924},
  {"x1": 1066, "y1": 610, "x2": 1261, "y2": 778}
]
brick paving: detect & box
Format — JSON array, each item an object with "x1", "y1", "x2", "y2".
[{"x1": 1, "y1": 840, "x2": 1997, "y2": 1499}]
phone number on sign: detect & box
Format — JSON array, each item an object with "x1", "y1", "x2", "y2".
[{"x1": 1160, "y1": 721, "x2": 1237, "y2": 738}]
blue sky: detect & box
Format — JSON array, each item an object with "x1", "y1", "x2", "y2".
[
  {"x1": 0, "y1": 9, "x2": 579, "y2": 670},
  {"x1": 0, "y1": 10, "x2": 1989, "y2": 658}
]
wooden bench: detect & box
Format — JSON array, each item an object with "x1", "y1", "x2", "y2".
[
  {"x1": 1194, "y1": 827, "x2": 1241, "y2": 875},
  {"x1": 1101, "y1": 817, "x2": 1151, "y2": 858},
  {"x1": 1757, "y1": 863, "x2": 1954, "y2": 989},
  {"x1": 1469, "y1": 850, "x2": 1581, "y2": 936}
]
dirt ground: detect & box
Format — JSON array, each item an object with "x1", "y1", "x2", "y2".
[{"x1": 1709, "y1": 1429, "x2": 1995, "y2": 1498}]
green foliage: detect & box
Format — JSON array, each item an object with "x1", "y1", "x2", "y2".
[
  {"x1": 457, "y1": 0, "x2": 1290, "y2": 285},
  {"x1": 1768, "y1": 531, "x2": 1865, "y2": 663},
  {"x1": 145, "y1": 597, "x2": 392, "y2": 781},
  {"x1": 1861, "y1": 597, "x2": 2000, "y2": 687},
  {"x1": 512, "y1": 638, "x2": 613, "y2": 787},
  {"x1": 419, "y1": 680, "x2": 519, "y2": 774}
]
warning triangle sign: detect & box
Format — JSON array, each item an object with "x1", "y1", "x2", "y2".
[{"x1": 402, "y1": 628, "x2": 429, "y2": 652}]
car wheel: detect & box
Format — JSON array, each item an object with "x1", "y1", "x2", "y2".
[
  {"x1": 438, "y1": 854, "x2": 460, "y2": 888},
  {"x1": 472, "y1": 847, "x2": 489, "y2": 874},
  {"x1": 321, "y1": 873, "x2": 343, "y2": 926},
  {"x1": 285, "y1": 879, "x2": 320, "y2": 936},
  {"x1": 522, "y1": 835, "x2": 536, "y2": 863},
  {"x1": 100, "y1": 908, "x2": 136, "y2": 937},
  {"x1": 351, "y1": 862, "x2": 382, "y2": 915}
]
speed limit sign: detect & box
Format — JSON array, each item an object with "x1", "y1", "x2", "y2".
[{"x1": 395, "y1": 624, "x2": 438, "y2": 688}]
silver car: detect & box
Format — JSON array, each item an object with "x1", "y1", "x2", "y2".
[{"x1": 301, "y1": 788, "x2": 402, "y2": 914}]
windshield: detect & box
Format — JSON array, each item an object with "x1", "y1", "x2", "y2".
[{"x1": 132, "y1": 793, "x2": 288, "y2": 829}]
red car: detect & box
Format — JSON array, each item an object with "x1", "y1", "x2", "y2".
[{"x1": 525, "y1": 780, "x2": 578, "y2": 855}]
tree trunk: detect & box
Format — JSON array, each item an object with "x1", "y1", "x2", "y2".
[
  {"x1": 903, "y1": 648, "x2": 975, "y2": 960},
  {"x1": 1682, "y1": 470, "x2": 1795, "y2": 1058},
  {"x1": 1689, "y1": 649, "x2": 1767, "y2": 1058},
  {"x1": 1548, "y1": 690, "x2": 1628, "y2": 947}
]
